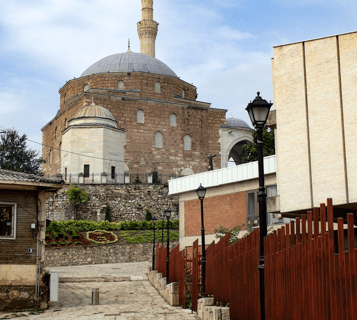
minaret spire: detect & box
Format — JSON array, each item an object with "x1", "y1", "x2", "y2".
[{"x1": 137, "y1": 0, "x2": 158, "y2": 57}]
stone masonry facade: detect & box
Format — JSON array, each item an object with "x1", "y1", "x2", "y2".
[
  {"x1": 46, "y1": 184, "x2": 179, "y2": 222},
  {"x1": 44, "y1": 241, "x2": 178, "y2": 267},
  {"x1": 42, "y1": 72, "x2": 226, "y2": 179}
]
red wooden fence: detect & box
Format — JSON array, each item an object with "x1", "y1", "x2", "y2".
[{"x1": 154, "y1": 198, "x2": 357, "y2": 319}]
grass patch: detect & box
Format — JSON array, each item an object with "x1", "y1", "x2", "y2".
[{"x1": 120, "y1": 230, "x2": 179, "y2": 244}]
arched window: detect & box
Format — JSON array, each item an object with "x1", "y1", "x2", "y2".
[
  {"x1": 64, "y1": 93, "x2": 67, "y2": 104},
  {"x1": 65, "y1": 118, "x2": 68, "y2": 128},
  {"x1": 49, "y1": 149, "x2": 53, "y2": 165},
  {"x1": 183, "y1": 135, "x2": 191, "y2": 151},
  {"x1": 59, "y1": 142, "x2": 62, "y2": 159},
  {"x1": 118, "y1": 80, "x2": 124, "y2": 90},
  {"x1": 182, "y1": 89, "x2": 185, "y2": 98},
  {"x1": 155, "y1": 82, "x2": 161, "y2": 93},
  {"x1": 54, "y1": 127, "x2": 57, "y2": 140},
  {"x1": 170, "y1": 114, "x2": 177, "y2": 127},
  {"x1": 83, "y1": 84, "x2": 89, "y2": 92},
  {"x1": 154, "y1": 132, "x2": 163, "y2": 148},
  {"x1": 137, "y1": 109, "x2": 144, "y2": 123}
]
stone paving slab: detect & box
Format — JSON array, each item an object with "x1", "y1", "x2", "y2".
[
  {"x1": 1, "y1": 281, "x2": 197, "y2": 320},
  {"x1": 45, "y1": 261, "x2": 150, "y2": 281},
  {"x1": 0, "y1": 262, "x2": 198, "y2": 320}
]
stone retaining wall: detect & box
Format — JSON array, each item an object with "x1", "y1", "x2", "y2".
[
  {"x1": 46, "y1": 184, "x2": 179, "y2": 222},
  {"x1": 44, "y1": 241, "x2": 179, "y2": 267},
  {"x1": 0, "y1": 285, "x2": 48, "y2": 312}
]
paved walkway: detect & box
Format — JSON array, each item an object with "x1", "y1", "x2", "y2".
[{"x1": 0, "y1": 262, "x2": 198, "y2": 320}]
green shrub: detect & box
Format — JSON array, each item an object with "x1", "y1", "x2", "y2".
[
  {"x1": 71, "y1": 230, "x2": 80, "y2": 239},
  {"x1": 51, "y1": 230, "x2": 58, "y2": 240},
  {"x1": 145, "y1": 209, "x2": 152, "y2": 221},
  {"x1": 58, "y1": 241, "x2": 66, "y2": 245},
  {"x1": 45, "y1": 234, "x2": 50, "y2": 239},
  {"x1": 105, "y1": 204, "x2": 111, "y2": 222},
  {"x1": 75, "y1": 241, "x2": 83, "y2": 245},
  {"x1": 66, "y1": 241, "x2": 72, "y2": 245},
  {"x1": 46, "y1": 219, "x2": 179, "y2": 233},
  {"x1": 65, "y1": 184, "x2": 88, "y2": 204},
  {"x1": 50, "y1": 241, "x2": 57, "y2": 246}
]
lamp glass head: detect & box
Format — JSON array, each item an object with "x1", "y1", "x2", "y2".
[
  {"x1": 165, "y1": 208, "x2": 171, "y2": 218},
  {"x1": 196, "y1": 184, "x2": 207, "y2": 200}
]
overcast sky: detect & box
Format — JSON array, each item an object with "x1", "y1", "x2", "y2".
[{"x1": 0, "y1": 0, "x2": 356, "y2": 154}]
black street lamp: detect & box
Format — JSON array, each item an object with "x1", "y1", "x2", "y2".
[
  {"x1": 196, "y1": 183, "x2": 207, "y2": 298},
  {"x1": 161, "y1": 213, "x2": 164, "y2": 245},
  {"x1": 246, "y1": 92, "x2": 272, "y2": 320},
  {"x1": 152, "y1": 215, "x2": 157, "y2": 271},
  {"x1": 165, "y1": 208, "x2": 171, "y2": 284}
]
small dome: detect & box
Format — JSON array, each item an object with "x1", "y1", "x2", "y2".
[
  {"x1": 80, "y1": 51, "x2": 178, "y2": 78},
  {"x1": 226, "y1": 117, "x2": 251, "y2": 129},
  {"x1": 73, "y1": 100, "x2": 115, "y2": 121}
]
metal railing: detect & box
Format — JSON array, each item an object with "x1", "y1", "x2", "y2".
[{"x1": 46, "y1": 172, "x2": 180, "y2": 185}]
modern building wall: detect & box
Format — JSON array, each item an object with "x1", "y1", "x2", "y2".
[
  {"x1": 272, "y1": 31, "x2": 357, "y2": 213},
  {"x1": 169, "y1": 156, "x2": 277, "y2": 249}
]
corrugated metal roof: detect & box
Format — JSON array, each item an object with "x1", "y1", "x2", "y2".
[
  {"x1": 0, "y1": 169, "x2": 63, "y2": 184},
  {"x1": 168, "y1": 155, "x2": 276, "y2": 195}
]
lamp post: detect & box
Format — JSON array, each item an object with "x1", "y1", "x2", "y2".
[
  {"x1": 246, "y1": 92, "x2": 272, "y2": 320},
  {"x1": 152, "y1": 215, "x2": 157, "y2": 271},
  {"x1": 161, "y1": 213, "x2": 164, "y2": 245},
  {"x1": 165, "y1": 208, "x2": 171, "y2": 284},
  {"x1": 196, "y1": 183, "x2": 207, "y2": 298}
]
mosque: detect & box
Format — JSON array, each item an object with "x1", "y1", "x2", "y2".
[{"x1": 41, "y1": 0, "x2": 253, "y2": 183}]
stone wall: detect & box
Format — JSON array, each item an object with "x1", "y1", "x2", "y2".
[
  {"x1": 42, "y1": 71, "x2": 225, "y2": 178},
  {"x1": 46, "y1": 184, "x2": 179, "y2": 222},
  {"x1": 0, "y1": 285, "x2": 48, "y2": 311},
  {"x1": 44, "y1": 241, "x2": 178, "y2": 267}
]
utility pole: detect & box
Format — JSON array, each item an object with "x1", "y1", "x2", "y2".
[{"x1": 207, "y1": 154, "x2": 217, "y2": 171}]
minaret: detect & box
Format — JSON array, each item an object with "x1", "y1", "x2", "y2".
[{"x1": 137, "y1": 0, "x2": 158, "y2": 57}]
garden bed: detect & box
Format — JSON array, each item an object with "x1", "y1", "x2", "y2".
[{"x1": 45, "y1": 229, "x2": 179, "y2": 248}]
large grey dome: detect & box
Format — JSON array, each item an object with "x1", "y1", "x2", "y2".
[
  {"x1": 81, "y1": 52, "x2": 178, "y2": 78},
  {"x1": 226, "y1": 117, "x2": 251, "y2": 129}
]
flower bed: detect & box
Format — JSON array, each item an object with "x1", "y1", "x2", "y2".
[{"x1": 86, "y1": 230, "x2": 118, "y2": 244}]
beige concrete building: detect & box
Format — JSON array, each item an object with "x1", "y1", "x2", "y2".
[{"x1": 272, "y1": 31, "x2": 357, "y2": 217}]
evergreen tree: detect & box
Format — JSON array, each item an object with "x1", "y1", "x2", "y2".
[
  {"x1": 0, "y1": 129, "x2": 43, "y2": 174},
  {"x1": 242, "y1": 127, "x2": 275, "y2": 163}
]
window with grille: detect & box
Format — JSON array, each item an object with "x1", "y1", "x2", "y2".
[
  {"x1": 155, "y1": 132, "x2": 163, "y2": 148},
  {"x1": 0, "y1": 203, "x2": 17, "y2": 239},
  {"x1": 155, "y1": 82, "x2": 161, "y2": 93},
  {"x1": 137, "y1": 110, "x2": 144, "y2": 123},
  {"x1": 84, "y1": 165, "x2": 90, "y2": 178},
  {"x1": 118, "y1": 81, "x2": 124, "y2": 90},
  {"x1": 170, "y1": 114, "x2": 177, "y2": 127},
  {"x1": 83, "y1": 84, "x2": 89, "y2": 92},
  {"x1": 111, "y1": 166, "x2": 116, "y2": 179},
  {"x1": 183, "y1": 135, "x2": 191, "y2": 151}
]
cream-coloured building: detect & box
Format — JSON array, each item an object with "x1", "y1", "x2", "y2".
[
  {"x1": 272, "y1": 31, "x2": 357, "y2": 216},
  {"x1": 61, "y1": 100, "x2": 125, "y2": 183}
]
